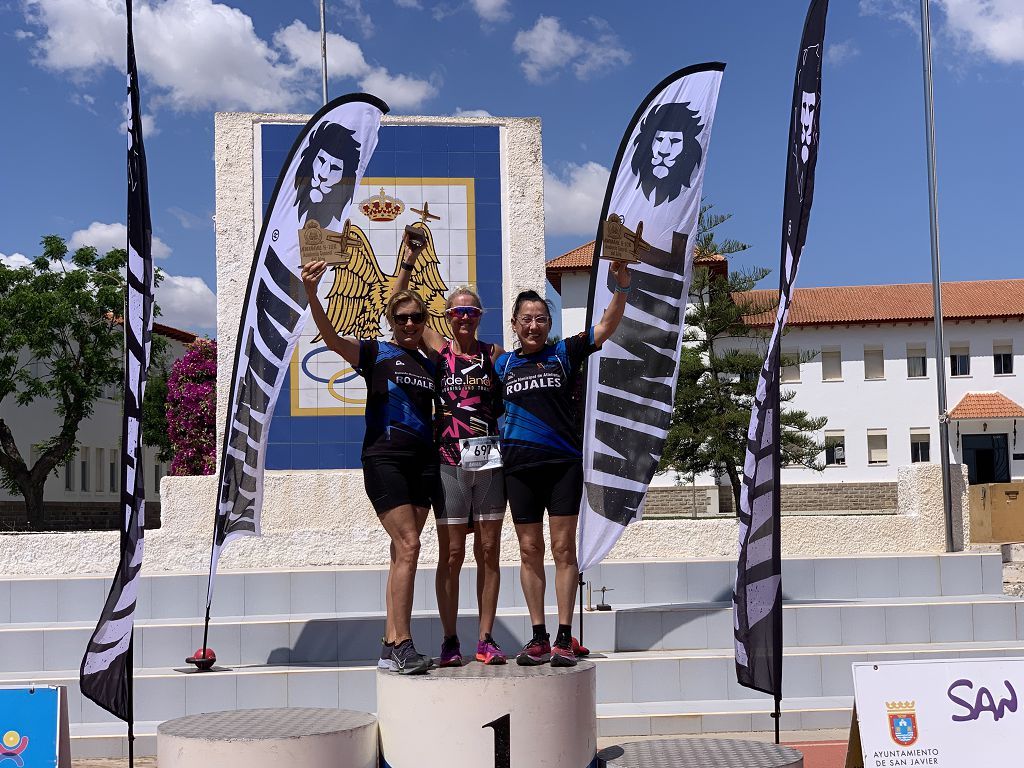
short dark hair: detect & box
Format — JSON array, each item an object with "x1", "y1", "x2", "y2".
[{"x1": 511, "y1": 290, "x2": 552, "y2": 319}]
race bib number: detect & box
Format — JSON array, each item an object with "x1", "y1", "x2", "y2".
[{"x1": 460, "y1": 436, "x2": 502, "y2": 471}]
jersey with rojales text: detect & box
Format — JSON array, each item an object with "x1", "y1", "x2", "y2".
[
  {"x1": 494, "y1": 329, "x2": 598, "y2": 471},
  {"x1": 435, "y1": 340, "x2": 502, "y2": 466},
  {"x1": 357, "y1": 339, "x2": 437, "y2": 459}
]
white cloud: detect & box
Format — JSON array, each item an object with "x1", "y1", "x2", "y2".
[
  {"x1": 156, "y1": 272, "x2": 216, "y2": 332},
  {"x1": 938, "y1": 0, "x2": 1024, "y2": 65},
  {"x1": 360, "y1": 69, "x2": 438, "y2": 110},
  {"x1": 69, "y1": 221, "x2": 172, "y2": 260},
  {"x1": 513, "y1": 16, "x2": 629, "y2": 83},
  {"x1": 543, "y1": 161, "x2": 609, "y2": 237},
  {"x1": 167, "y1": 206, "x2": 211, "y2": 230},
  {"x1": 859, "y1": 0, "x2": 918, "y2": 32},
  {"x1": 338, "y1": 0, "x2": 375, "y2": 37},
  {"x1": 13, "y1": 29, "x2": 34, "y2": 39},
  {"x1": 393, "y1": 0, "x2": 421, "y2": 8},
  {"x1": 120, "y1": 111, "x2": 159, "y2": 137},
  {"x1": 0, "y1": 252, "x2": 33, "y2": 268},
  {"x1": 471, "y1": 0, "x2": 510, "y2": 23},
  {"x1": 827, "y1": 39, "x2": 861, "y2": 65},
  {"x1": 453, "y1": 107, "x2": 493, "y2": 118},
  {"x1": 23, "y1": 0, "x2": 438, "y2": 113}
]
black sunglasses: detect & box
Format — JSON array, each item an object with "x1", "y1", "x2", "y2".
[{"x1": 394, "y1": 311, "x2": 426, "y2": 325}]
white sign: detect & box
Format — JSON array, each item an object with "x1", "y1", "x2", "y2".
[{"x1": 851, "y1": 658, "x2": 1023, "y2": 768}]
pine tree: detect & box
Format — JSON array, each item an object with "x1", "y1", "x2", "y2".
[{"x1": 661, "y1": 205, "x2": 826, "y2": 514}]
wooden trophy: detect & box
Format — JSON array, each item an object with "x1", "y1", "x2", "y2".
[
  {"x1": 600, "y1": 214, "x2": 651, "y2": 264},
  {"x1": 298, "y1": 219, "x2": 360, "y2": 267}
]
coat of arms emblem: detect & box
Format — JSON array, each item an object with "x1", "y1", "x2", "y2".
[{"x1": 887, "y1": 700, "x2": 918, "y2": 747}]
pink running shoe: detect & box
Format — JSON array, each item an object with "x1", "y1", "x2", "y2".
[
  {"x1": 439, "y1": 635, "x2": 463, "y2": 667},
  {"x1": 475, "y1": 635, "x2": 507, "y2": 665},
  {"x1": 550, "y1": 642, "x2": 577, "y2": 667},
  {"x1": 515, "y1": 636, "x2": 551, "y2": 666}
]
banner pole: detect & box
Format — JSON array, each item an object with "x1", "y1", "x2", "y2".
[
  {"x1": 919, "y1": 0, "x2": 954, "y2": 552},
  {"x1": 320, "y1": 0, "x2": 329, "y2": 104},
  {"x1": 577, "y1": 572, "x2": 585, "y2": 647},
  {"x1": 773, "y1": 695, "x2": 781, "y2": 744}
]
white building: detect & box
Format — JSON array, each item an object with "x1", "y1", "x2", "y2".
[
  {"x1": 0, "y1": 323, "x2": 196, "y2": 529},
  {"x1": 547, "y1": 243, "x2": 1024, "y2": 501}
]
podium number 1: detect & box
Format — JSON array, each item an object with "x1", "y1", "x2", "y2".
[{"x1": 483, "y1": 713, "x2": 510, "y2": 768}]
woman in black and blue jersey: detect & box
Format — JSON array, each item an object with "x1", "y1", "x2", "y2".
[
  {"x1": 495, "y1": 260, "x2": 631, "y2": 667},
  {"x1": 302, "y1": 258, "x2": 436, "y2": 676}
]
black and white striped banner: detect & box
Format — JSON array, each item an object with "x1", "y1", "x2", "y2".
[
  {"x1": 207, "y1": 94, "x2": 387, "y2": 609},
  {"x1": 577, "y1": 64, "x2": 724, "y2": 571},
  {"x1": 734, "y1": 0, "x2": 828, "y2": 697},
  {"x1": 80, "y1": 0, "x2": 153, "y2": 722}
]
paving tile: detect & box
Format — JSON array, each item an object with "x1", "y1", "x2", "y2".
[
  {"x1": 10, "y1": 579, "x2": 58, "y2": 623},
  {"x1": 290, "y1": 571, "x2": 335, "y2": 615},
  {"x1": 135, "y1": 676, "x2": 185, "y2": 721},
  {"x1": 150, "y1": 575, "x2": 199, "y2": 619},
  {"x1": 1017, "y1": 604, "x2": 1024, "y2": 640},
  {"x1": 490, "y1": 613, "x2": 527, "y2": 653},
  {"x1": 56, "y1": 578, "x2": 107, "y2": 622},
  {"x1": 981, "y1": 555, "x2": 1004, "y2": 596},
  {"x1": 577, "y1": 611, "x2": 614, "y2": 653},
  {"x1": 820, "y1": 654, "x2": 863, "y2": 696},
  {"x1": 973, "y1": 603, "x2": 1016, "y2": 641},
  {"x1": 705, "y1": 608, "x2": 734, "y2": 648},
  {"x1": 856, "y1": 557, "x2": 900, "y2": 598},
  {"x1": 686, "y1": 561, "x2": 733, "y2": 603},
  {"x1": 240, "y1": 621, "x2": 291, "y2": 665},
  {"x1": 897, "y1": 556, "x2": 940, "y2": 597},
  {"x1": 644, "y1": 562, "x2": 687, "y2": 605},
  {"x1": 781, "y1": 560, "x2": 816, "y2": 600},
  {"x1": 702, "y1": 713, "x2": 752, "y2": 733},
  {"x1": 596, "y1": 660, "x2": 633, "y2": 704},
  {"x1": 244, "y1": 573, "x2": 292, "y2": 616},
  {"x1": 133, "y1": 576, "x2": 153, "y2": 620},
  {"x1": 80, "y1": 691, "x2": 122, "y2": 723},
  {"x1": 884, "y1": 605, "x2": 930, "y2": 643},
  {"x1": 206, "y1": 572, "x2": 245, "y2": 617},
  {"x1": 813, "y1": 559, "x2": 858, "y2": 599},
  {"x1": 236, "y1": 671, "x2": 288, "y2": 709},
  {"x1": 598, "y1": 716, "x2": 651, "y2": 737},
  {"x1": 288, "y1": 670, "x2": 340, "y2": 708},
  {"x1": 939, "y1": 555, "x2": 983, "y2": 596},
  {"x1": 632, "y1": 659, "x2": 682, "y2": 702},
  {"x1": 338, "y1": 618, "x2": 385, "y2": 662},
  {"x1": 615, "y1": 610, "x2": 662, "y2": 652},
  {"x1": 650, "y1": 714, "x2": 702, "y2": 735},
  {"x1": 189, "y1": 622, "x2": 241, "y2": 667},
  {"x1": 782, "y1": 655, "x2": 823, "y2": 698},
  {"x1": 141, "y1": 624, "x2": 192, "y2": 668},
  {"x1": 795, "y1": 606, "x2": 841, "y2": 646},
  {"x1": 604, "y1": 563, "x2": 646, "y2": 605},
  {"x1": 43, "y1": 627, "x2": 92, "y2": 671},
  {"x1": 338, "y1": 667, "x2": 377, "y2": 712},
  {"x1": 185, "y1": 671, "x2": 237, "y2": 714},
  {"x1": 841, "y1": 606, "x2": 886, "y2": 645},
  {"x1": 801, "y1": 709, "x2": 853, "y2": 730},
  {"x1": 751, "y1": 712, "x2": 802, "y2": 732},
  {"x1": 497, "y1": 565, "x2": 518, "y2": 609},
  {"x1": 661, "y1": 609, "x2": 708, "y2": 650},
  {"x1": 680, "y1": 658, "x2": 729, "y2": 700},
  {"x1": 292, "y1": 619, "x2": 339, "y2": 663},
  {"x1": 0, "y1": 630, "x2": 43, "y2": 672},
  {"x1": 0, "y1": 580, "x2": 11, "y2": 623},
  {"x1": 929, "y1": 604, "x2": 974, "y2": 642}
]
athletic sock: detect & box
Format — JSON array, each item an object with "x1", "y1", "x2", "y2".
[
  {"x1": 554, "y1": 624, "x2": 572, "y2": 648},
  {"x1": 531, "y1": 624, "x2": 548, "y2": 642}
]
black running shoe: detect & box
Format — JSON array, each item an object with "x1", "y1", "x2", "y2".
[
  {"x1": 393, "y1": 638, "x2": 432, "y2": 675},
  {"x1": 377, "y1": 638, "x2": 396, "y2": 671}
]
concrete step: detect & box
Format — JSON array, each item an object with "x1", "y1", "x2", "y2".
[
  {"x1": 1002, "y1": 543, "x2": 1024, "y2": 563},
  {"x1": 0, "y1": 553, "x2": 1004, "y2": 625}
]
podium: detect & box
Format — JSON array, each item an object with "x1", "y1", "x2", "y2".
[{"x1": 377, "y1": 661, "x2": 597, "y2": 768}]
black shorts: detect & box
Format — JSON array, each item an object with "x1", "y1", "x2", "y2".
[
  {"x1": 504, "y1": 461, "x2": 583, "y2": 525},
  {"x1": 362, "y1": 454, "x2": 439, "y2": 515}
]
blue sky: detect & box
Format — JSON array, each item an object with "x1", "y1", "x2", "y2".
[{"x1": 1, "y1": 0, "x2": 1021, "y2": 335}]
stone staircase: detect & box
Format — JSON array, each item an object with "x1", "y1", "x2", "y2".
[{"x1": 1, "y1": 552, "x2": 1020, "y2": 757}]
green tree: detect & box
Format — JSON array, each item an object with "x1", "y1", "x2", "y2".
[
  {"x1": 142, "y1": 363, "x2": 173, "y2": 464},
  {"x1": 661, "y1": 206, "x2": 826, "y2": 513},
  {"x1": 0, "y1": 236, "x2": 163, "y2": 528}
]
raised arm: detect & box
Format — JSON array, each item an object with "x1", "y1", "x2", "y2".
[
  {"x1": 301, "y1": 260, "x2": 361, "y2": 368},
  {"x1": 593, "y1": 260, "x2": 632, "y2": 347},
  {"x1": 390, "y1": 232, "x2": 445, "y2": 352}
]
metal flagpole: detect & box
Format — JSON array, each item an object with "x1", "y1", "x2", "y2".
[
  {"x1": 919, "y1": 0, "x2": 955, "y2": 552},
  {"x1": 320, "y1": 0, "x2": 329, "y2": 104}
]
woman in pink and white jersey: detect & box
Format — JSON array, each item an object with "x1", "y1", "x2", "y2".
[{"x1": 393, "y1": 236, "x2": 507, "y2": 666}]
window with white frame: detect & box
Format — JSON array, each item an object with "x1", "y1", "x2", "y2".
[
  {"x1": 864, "y1": 347, "x2": 885, "y2": 380},
  {"x1": 154, "y1": 462, "x2": 164, "y2": 494},
  {"x1": 79, "y1": 448, "x2": 90, "y2": 492},
  {"x1": 994, "y1": 343, "x2": 1013, "y2": 375},
  {"x1": 867, "y1": 430, "x2": 888, "y2": 465},
  {"x1": 910, "y1": 429, "x2": 931, "y2": 463},
  {"x1": 821, "y1": 348, "x2": 842, "y2": 381},
  {"x1": 781, "y1": 348, "x2": 801, "y2": 383},
  {"x1": 64, "y1": 457, "x2": 74, "y2": 491},
  {"x1": 95, "y1": 449, "x2": 104, "y2": 493},
  {"x1": 109, "y1": 451, "x2": 118, "y2": 494},
  {"x1": 950, "y1": 345, "x2": 970, "y2": 377},
  {"x1": 907, "y1": 345, "x2": 927, "y2": 378},
  {"x1": 825, "y1": 431, "x2": 846, "y2": 466}
]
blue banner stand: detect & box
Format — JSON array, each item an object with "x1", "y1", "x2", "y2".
[{"x1": 0, "y1": 685, "x2": 70, "y2": 768}]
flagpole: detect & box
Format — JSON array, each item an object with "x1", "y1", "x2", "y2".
[
  {"x1": 320, "y1": 0, "x2": 329, "y2": 104},
  {"x1": 919, "y1": 0, "x2": 954, "y2": 552}
]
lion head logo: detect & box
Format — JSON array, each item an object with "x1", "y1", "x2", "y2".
[
  {"x1": 630, "y1": 102, "x2": 705, "y2": 207},
  {"x1": 294, "y1": 121, "x2": 363, "y2": 228}
]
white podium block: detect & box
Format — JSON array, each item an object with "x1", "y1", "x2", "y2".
[
  {"x1": 156, "y1": 708, "x2": 377, "y2": 768},
  {"x1": 377, "y1": 661, "x2": 597, "y2": 768}
]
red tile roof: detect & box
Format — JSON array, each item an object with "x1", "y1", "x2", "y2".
[
  {"x1": 949, "y1": 392, "x2": 1024, "y2": 420},
  {"x1": 742, "y1": 280, "x2": 1024, "y2": 327},
  {"x1": 154, "y1": 323, "x2": 199, "y2": 344},
  {"x1": 545, "y1": 241, "x2": 726, "y2": 293}
]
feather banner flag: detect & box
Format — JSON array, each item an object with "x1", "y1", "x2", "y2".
[
  {"x1": 80, "y1": 0, "x2": 153, "y2": 723},
  {"x1": 206, "y1": 94, "x2": 388, "y2": 610},
  {"x1": 577, "y1": 64, "x2": 725, "y2": 571},
  {"x1": 734, "y1": 0, "x2": 828, "y2": 698}
]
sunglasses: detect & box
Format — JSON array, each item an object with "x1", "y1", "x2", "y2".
[
  {"x1": 445, "y1": 306, "x2": 483, "y2": 319},
  {"x1": 394, "y1": 312, "x2": 426, "y2": 325},
  {"x1": 515, "y1": 315, "x2": 550, "y2": 326}
]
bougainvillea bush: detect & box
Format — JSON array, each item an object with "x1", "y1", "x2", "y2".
[{"x1": 166, "y1": 338, "x2": 217, "y2": 475}]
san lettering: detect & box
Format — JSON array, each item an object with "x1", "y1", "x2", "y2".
[{"x1": 948, "y1": 677, "x2": 1018, "y2": 722}]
